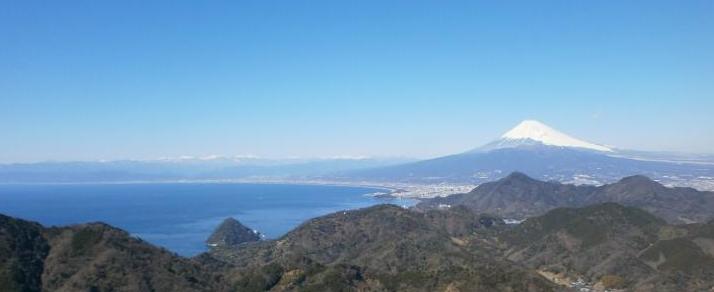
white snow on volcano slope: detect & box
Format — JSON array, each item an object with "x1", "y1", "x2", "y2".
[{"x1": 498, "y1": 120, "x2": 613, "y2": 152}]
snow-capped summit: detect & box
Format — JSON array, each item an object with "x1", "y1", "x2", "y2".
[{"x1": 483, "y1": 120, "x2": 613, "y2": 152}]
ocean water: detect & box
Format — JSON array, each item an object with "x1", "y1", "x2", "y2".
[{"x1": 0, "y1": 183, "x2": 415, "y2": 256}]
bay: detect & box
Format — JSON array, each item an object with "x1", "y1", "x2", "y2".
[{"x1": 0, "y1": 183, "x2": 415, "y2": 256}]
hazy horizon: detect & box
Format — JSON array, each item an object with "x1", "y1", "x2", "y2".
[
  {"x1": 3, "y1": 118, "x2": 713, "y2": 164},
  {"x1": 2, "y1": 1, "x2": 713, "y2": 163}
]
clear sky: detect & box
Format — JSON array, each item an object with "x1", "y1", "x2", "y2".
[{"x1": 1, "y1": 1, "x2": 713, "y2": 162}]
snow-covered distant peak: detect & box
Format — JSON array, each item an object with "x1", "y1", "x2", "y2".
[{"x1": 499, "y1": 120, "x2": 613, "y2": 152}]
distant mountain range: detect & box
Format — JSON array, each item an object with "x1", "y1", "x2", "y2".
[
  {"x1": 342, "y1": 120, "x2": 714, "y2": 187},
  {"x1": 3, "y1": 200, "x2": 713, "y2": 291},
  {"x1": 1, "y1": 120, "x2": 713, "y2": 188},
  {"x1": 418, "y1": 172, "x2": 714, "y2": 224},
  {"x1": 0, "y1": 157, "x2": 414, "y2": 183}
]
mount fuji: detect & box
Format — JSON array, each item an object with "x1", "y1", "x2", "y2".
[
  {"x1": 477, "y1": 120, "x2": 612, "y2": 153},
  {"x1": 344, "y1": 120, "x2": 714, "y2": 186}
]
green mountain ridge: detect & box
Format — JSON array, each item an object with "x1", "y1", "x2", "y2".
[
  {"x1": 204, "y1": 204, "x2": 555, "y2": 291},
  {"x1": 2, "y1": 177, "x2": 714, "y2": 291},
  {"x1": 497, "y1": 203, "x2": 714, "y2": 290},
  {"x1": 1, "y1": 215, "x2": 225, "y2": 292}
]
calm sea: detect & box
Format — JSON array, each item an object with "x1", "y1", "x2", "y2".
[{"x1": 0, "y1": 183, "x2": 415, "y2": 256}]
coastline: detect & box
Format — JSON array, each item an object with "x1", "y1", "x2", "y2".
[{"x1": 0, "y1": 178, "x2": 475, "y2": 199}]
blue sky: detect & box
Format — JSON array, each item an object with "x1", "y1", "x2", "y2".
[{"x1": 1, "y1": 1, "x2": 713, "y2": 162}]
